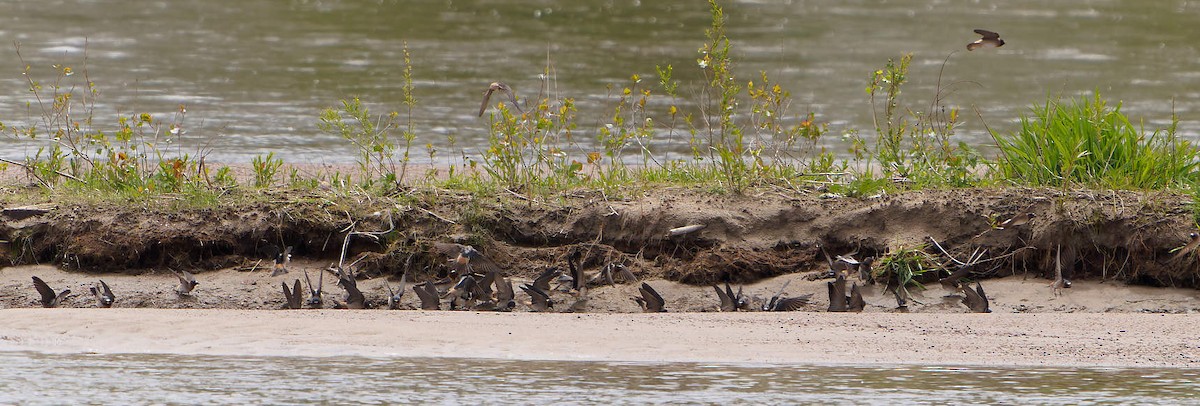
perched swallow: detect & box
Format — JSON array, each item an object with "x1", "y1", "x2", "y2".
[
  {"x1": 563, "y1": 285, "x2": 589, "y2": 313},
  {"x1": 172, "y1": 269, "x2": 198, "y2": 296},
  {"x1": 304, "y1": 270, "x2": 324, "y2": 308},
  {"x1": 847, "y1": 283, "x2": 865, "y2": 313},
  {"x1": 939, "y1": 264, "x2": 974, "y2": 290},
  {"x1": 1170, "y1": 232, "x2": 1200, "y2": 262},
  {"x1": 633, "y1": 282, "x2": 666, "y2": 313},
  {"x1": 521, "y1": 283, "x2": 554, "y2": 312},
  {"x1": 281, "y1": 279, "x2": 303, "y2": 309},
  {"x1": 967, "y1": 29, "x2": 1005, "y2": 51},
  {"x1": 414, "y1": 281, "x2": 441, "y2": 310},
  {"x1": 532, "y1": 267, "x2": 562, "y2": 292},
  {"x1": 443, "y1": 274, "x2": 484, "y2": 310},
  {"x1": 477, "y1": 82, "x2": 524, "y2": 117},
  {"x1": 962, "y1": 281, "x2": 991, "y2": 313},
  {"x1": 566, "y1": 249, "x2": 586, "y2": 292},
  {"x1": 1051, "y1": 245, "x2": 1072, "y2": 297},
  {"x1": 335, "y1": 268, "x2": 366, "y2": 309},
  {"x1": 493, "y1": 276, "x2": 517, "y2": 311},
  {"x1": 827, "y1": 275, "x2": 848, "y2": 312},
  {"x1": 386, "y1": 272, "x2": 408, "y2": 310},
  {"x1": 714, "y1": 283, "x2": 738, "y2": 312},
  {"x1": 432, "y1": 243, "x2": 502, "y2": 277},
  {"x1": 271, "y1": 246, "x2": 293, "y2": 277},
  {"x1": 31, "y1": 276, "x2": 70, "y2": 308},
  {"x1": 89, "y1": 280, "x2": 115, "y2": 308}
]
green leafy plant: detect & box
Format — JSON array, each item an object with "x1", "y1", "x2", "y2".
[
  {"x1": 993, "y1": 93, "x2": 1199, "y2": 189},
  {"x1": 251, "y1": 152, "x2": 283, "y2": 189}
]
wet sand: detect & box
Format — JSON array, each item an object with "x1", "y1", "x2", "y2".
[{"x1": 2, "y1": 308, "x2": 1197, "y2": 368}]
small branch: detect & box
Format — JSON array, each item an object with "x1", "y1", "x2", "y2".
[
  {"x1": 0, "y1": 157, "x2": 82, "y2": 182},
  {"x1": 416, "y1": 206, "x2": 457, "y2": 224}
]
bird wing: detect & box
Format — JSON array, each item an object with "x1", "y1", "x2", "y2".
[
  {"x1": 827, "y1": 277, "x2": 847, "y2": 312},
  {"x1": 775, "y1": 295, "x2": 813, "y2": 311},
  {"x1": 292, "y1": 280, "x2": 303, "y2": 308},
  {"x1": 617, "y1": 265, "x2": 639, "y2": 284},
  {"x1": 32, "y1": 276, "x2": 56, "y2": 306},
  {"x1": 501, "y1": 85, "x2": 524, "y2": 114},
  {"x1": 939, "y1": 264, "x2": 973, "y2": 289},
  {"x1": 974, "y1": 29, "x2": 1000, "y2": 39},
  {"x1": 533, "y1": 268, "x2": 561, "y2": 292},
  {"x1": 640, "y1": 283, "x2": 665, "y2": 312},
  {"x1": 414, "y1": 282, "x2": 439, "y2": 310},
  {"x1": 478, "y1": 87, "x2": 497, "y2": 117},
  {"x1": 496, "y1": 277, "x2": 515, "y2": 302},
  {"x1": 521, "y1": 284, "x2": 550, "y2": 310},
  {"x1": 432, "y1": 242, "x2": 466, "y2": 258},
  {"x1": 848, "y1": 283, "x2": 865, "y2": 312},
  {"x1": 714, "y1": 285, "x2": 734, "y2": 311},
  {"x1": 100, "y1": 280, "x2": 114, "y2": 299},
  {"x1": 961, "y1": 283, "x2": 989, "y2": 313},
  {"x1": 974, "y1": 281, "x2": 989, "y2": 304}
]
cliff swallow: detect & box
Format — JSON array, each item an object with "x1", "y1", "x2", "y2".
[
  {"x1": 962, "y1": 281, "x2": 991, "y2": 313},
  {"x1": 281, "y1": 279, "x2": 303, "y2": 309},
  {"x1": 304, "y1": 270, "x2": 324, "y2": 308},
  {"x1": 633, "y1": 282, "x2": 667, "y2": 313},
  {"x1": 563, "y1": 285, "x2": 589, "y2": 313},
  {"x1": 172, "y1": 269, "x2": 198, "y2": 296},
  {"x1": 90, "y1": 280, "x2": 115, "y2": 308},
  {"x1": 714, "y1": 283, "x2": 738, "y2": 312},
  {"x1": 566, "y1": 249, "x2": 586, "y2": 292},
  {"x1": 414, "y1": 281, "x2": 441, "y2": 310},
  {"x1": 478, "y1": 82, "x2": 524, "y2": 117},
  {"x1": 432, "y1": 243, "x2": 502, "y2": 277},
  {"x1": 1051, "y1": 245, "x2": 1072, "y2": 296},
  {"x1": 31, "y1": 276, "x2": 70, "y2": 308},
  {"x1": 827, "y1": 275, "x2": 848, "y2": 312},
  {"x1": 335, "y1": 268, "x2": 366, "y2": 309},
  {"x1": 1170, "y1": 233, "x2": 1200, "y2": 262},
  {"x1": 967, "y1": 29, "x2": 1005, "y2": 51},
  {"x1": 271, "y1": 246, "x2": 293, "y2": 277},
  {"x1": 493, "y1": 276, "x2": 517, "y2": 311},
  {"x1": 521, "y1": 283, "x2": 554, "y2": 312},
  {"x1": 443, "y1": 274, "x2": 484, "y2": 310},
  {"x1": 847, "y1": 283, "x2": 865, "y2": 312},
  {"x1": 386, "y1": 272, "x2": 408, "y2": 310}
]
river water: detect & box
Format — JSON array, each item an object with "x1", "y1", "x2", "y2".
[
  {"x1": 2, "y1": 351, "x2": 1198, "y2": 404},
  {"x1": 0, "y1": 1, "x2": 1197, "y2": 164}
]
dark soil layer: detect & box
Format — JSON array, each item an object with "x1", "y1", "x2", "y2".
[{"x1": 2, "y1": 187, "x2": 1198, "y2": 289}]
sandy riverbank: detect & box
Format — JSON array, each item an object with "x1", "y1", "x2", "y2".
[{"x1": 2, "y1": 308, "x2": 1197, "y2": 368}]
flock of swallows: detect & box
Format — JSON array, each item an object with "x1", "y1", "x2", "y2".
[
  {"x1": 476, "y1": 30, "x2": 1006, "y2": 118},
  {"x1": 27, "y1": 229, "x2": 1027, "y2": 314}
]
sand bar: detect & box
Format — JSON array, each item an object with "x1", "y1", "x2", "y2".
[{"x1": 2, "y1": 309, "x2": 1197, "y2": 368}]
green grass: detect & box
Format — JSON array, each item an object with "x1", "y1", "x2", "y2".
[{"x1": 993, "y1": 93, "x2": 1199, "y2": 189}]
